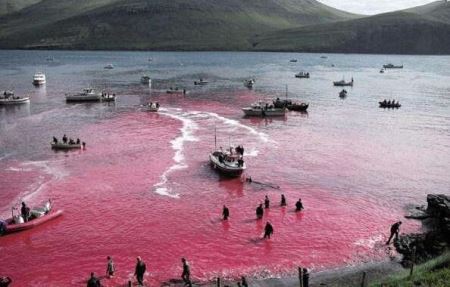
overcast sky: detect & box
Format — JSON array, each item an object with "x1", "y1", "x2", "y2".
[{"x1": 318, "y1": 0, "x2": 439, "y2": 15}]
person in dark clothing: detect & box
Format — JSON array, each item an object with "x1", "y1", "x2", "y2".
[
  {"x1": 281, "y1": 194, "x2": 287, "y2": 206},
  {"x1": 386, "y1": 221, "x2": 402, "y2": 245},
  {"x1": 241, "y1": 276, "x2": 248, "y2": 287},
  {"x1": 264, "y1": 195, "x2": 270, "y2": 209},
  {"x1": 62, "y1": 134, "x2": 68, "y2": 144},
  {"x1": 237, "y1": 282, "x2": 242, "y2": 287},
  {"x1": 302, "y1": 268, "x2": 309, "y2": 287},
  {"x1": 222, "y1": 205, "x2": 230, "y2": 220},
  {"x1": 53, "y1": 137, "x2": 58, "y2": 144},
  {"x1": 106, "y1": 256, "x2": 115, "y2": 278},
  {"x1": 21, "y1": 202, "x2": 30, "y2": 222},
  {"x1": 87, "y1": 272, "x2": 100, "y2": 287},
  {"x1": 76, "y1": 138, "x2": 81, "y2": 145},
  {"x1": 264, "y1": 221, "x2": 274, "y2": 239},
  {"x1": 181, "y1": 258, "x2": 192, "y2": 287},
  {"x1": 256, "y1": 204, "x2": 264, "y2": 219},
  {"x1": 135, "y1": 256, "x2": 146, "y2": 286},
  {"x1": 0, "y1": 276, "x2": 12, "y2": 287},
  {"x1": 295, "y1": 198, "x2": 304, "y2": 212}
]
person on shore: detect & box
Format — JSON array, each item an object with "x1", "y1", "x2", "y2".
[
  {"x1": 295, "y1": 198, "x2": 304, "y2": 212},
  {"x1": 241, "y1": 276, "x2": 248, "y2": 287},
  {"x1": 256, "y1": 203, "x2": 264, "y2": 219},
  {"x1": 264, "y1": 195, "x2": 270, "y2": 209},
  {"x1": 87, "y1": 272, "x2": 100, "y2": 287},
  {"x1": 386, "y1": 221, "x2": 402, "y2": 245},
  {"x1": 264, "y1": 221, "x2": 274, "y2": 239},
  {"x1": 0, "y1": 276, "x2": 12, "y2": 287},
  {"x1": 302, "y1": 268, "x2": 309, "y2": 287},
  {"x1": 222, "y1": 205, "x2": 230, "y2": 220},
  {"x1": 134, "y1": 256, "x2": 146, "y2": 286},
  {"x1": 21, "y1": 202, "x2": 30, "y2": 222},
  {"x1": 106, "y1": 256, "x2": 115, "y2": 278},
  {"x1": 181, "y1": 258, "x2": 192, "y2": 287},
  {"x1": 281, "y1": 194, "x2": 287, "y2": 206}
]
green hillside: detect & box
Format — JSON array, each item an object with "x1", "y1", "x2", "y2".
[
  {"x1": 0, "y1": 0, "x2": 42, "y2": 16},
  {"x1": 406, "y1": 0, "x2": 450, "y2": 24}
]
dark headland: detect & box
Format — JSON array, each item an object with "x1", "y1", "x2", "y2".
[{"x1": 1, "y1": 0, "x2": 450, "y2": 54}]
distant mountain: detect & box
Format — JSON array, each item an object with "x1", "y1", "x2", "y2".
[
  {"x1": 406, "y1": 0, "x2": 450, "y2": 24},
  {"x1": 251, "y1": 12, "x2": 450, "y2": 54},
  {"x1": 0, "y1": 0, "x2": 358, "y2": 50}
]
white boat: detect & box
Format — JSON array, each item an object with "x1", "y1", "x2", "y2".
[
  {"x1": 194, "y1": 79, "x2": 208, "y2": 85},
  {"x1": 244, "y1": 79, "x2": 255, "y2": 88},
  {"x1": 0, "y1": 91, "x2": 30, "y2": 105},
  {"x1": 104, "y1": 64, "x2": 114, "y2": 69},
  {"x1": 141, "y1": 76, "x2": 152, "y2": 86},
  {"x1": 66, "y1": 88, "x2": 101, "y2": 102},
  {"x1": 142, "y1": 102, "x2": 159, "y2": 112},
  {"x1": 33, "y1": 73, "x2": 46, "y2": 85},
  {"x1": 166, "y1": 87, "x2": 186, "y2": 94},
  {"x1": 242, "y1": 102, "x2": 286, "y2": 117}
]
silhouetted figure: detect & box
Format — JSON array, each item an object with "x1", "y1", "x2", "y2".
[
  {"x1": 106, "y1": 256, "x2": 115, "y2": 278},
  {"x1": 264, "y1": 195, "x2": 270, "y2": 209},
  {"x1": 241, "y1": 276, "x2": 248, "y2": 287},
  {"x1": 76, "y1": 138, "x2": 81, "y2": 145},
  {"x1": 295, "y1": 198, "x2": 304, "y2": 212},
  {"x1": 134, "y1": 256, "x2": 146, "y2": 286},
  {"x1": 62, "y1": 134, "x2": 68, "y2": 144},
  {"x1": 53, "y1": 137, "x2": 58, "y2": 144},
  {"x1": 21, "y1": 202, "x2": 30, "y2": 222},
  {"x1": 303, "y1": 268, "x2": 309, "y2": 287},
  {"x1": 281, "y1": 194, "x2": 287, "y2": 206},
  {"x1": 237, "y1": 283, "x2": 242, "y2": 287},
  {"x1": 0, "y1": 276, "x2": 12, "y2": 287},
  {"x1": 386, "y1": 221, "x2": 402, "y2": 245},
  {"x1": 256, "y1": 204, "x2": 264, "y2": 219},
  {"x1": 87, "y1": 272, "x2": 100, "y2": 287},
  {"x1": 264, "y1": 221, "x2": 274, "y2": 239},
  {"x1": 181, "y1": 258, "x2": 192, "y2": 287},
  {"x1": 82, "y1": 142, "x2": 86, "y2": 149},
  {"x1": 222, "y1": 205, "x2": 230, "y2": 220}
]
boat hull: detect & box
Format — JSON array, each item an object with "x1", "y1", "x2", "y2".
[
  {"x1": 66, "y1": 95, "x2": 101, "y2": 102},
  {"x1": 3, "y1": 210, "x2": 63, "y2": 235},
  {"x1": 287, "y1": 103, "x2": 309, "y2": 112},
  {"x1": 333, "y1": 82, "x2": 353, "y2": 87},
  {"x1": 51, "y1": 143, "x2": 82, "y2": 150},
  {"x1": 242, "y1": 108, "x2": 286, "y2": 117},
  {"x1": 33, "y1": 80, "x2": 46, "y2": 85},
  {"x1": 0, "y1": 97, "x2": 30, "y2": 105},
  {"x1": 379, "y1": 102, "x2": 401, "y2": 108}
]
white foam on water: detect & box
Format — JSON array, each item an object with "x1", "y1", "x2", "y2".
[{"x1": 354, "y1": 234, "x2": 384, "y2": 249}]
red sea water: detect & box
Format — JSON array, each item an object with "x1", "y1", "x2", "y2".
[{"x1": 0, "y1": 51, "x2": 449, "y2": 286}]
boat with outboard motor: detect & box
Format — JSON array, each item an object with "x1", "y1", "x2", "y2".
[
  {"x1": 142, "y1": 102, "x2": 159, "y2": 112},
  {"x1": 333, "y1": 78, "x2": 354, "y2": 87},
  {"x1": 272, "y1": 86, "x2": 309, "y2": 112},
  {"x1": 242, "y1": 101, "x2": 286, "y2": 117},
  {"x1": 0, "y1": 200, "x2": 63, "y2": 236},
  {"x1": 383, "y1": 64, "x2": 403, "y2": 69},
  {"x1": 0, "y1": 91, "x2": 30, "y2": 105},
  {"x1": 194, "y1": 79, "x2": 208, "y2": 85},
  {"x1": 33, "y1": 73, "x2": 46, "y2": 85},
  {"x1": 295, "y1": 72, "x2": 310, "y2": 78},
  {"x1": 66, "y1": 88, "x2": 101, "y2": 102},
  {"x1": 379, "y1": 100, "x2": 401, "y2": 108},
  {"x1": 244, "y1": 79, "x2": 255, "y2": 88}
]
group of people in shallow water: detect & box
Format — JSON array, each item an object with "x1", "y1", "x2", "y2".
[{"x1": 53, "y1": 134, "x2": 86, "y2": 147}]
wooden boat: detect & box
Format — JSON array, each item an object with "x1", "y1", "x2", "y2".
[
  {"x1": 242, "y1": 102, "x2": 286, "y2": 117},
  {"x1": 383, "y1": 64, "x2": 403, "y2": 69},
  {"x1": 0, "y1": 91, "x2": 30, "y2": 105},
  {"x1": 295, "y1": 72, "x2": 310, "y2": 78},
  {"x1": 51, "y1": 142, "x2": 83, "y2": 150},
  {"x1": 194, "y1": 79, "x2": 208, "y2": 85},
  {"x1": 379, "y1": 101, "x2": 401, "y2": 108},
  {"x1": 0, "y1": 201, "x2": 63, "y2": 236},
  {"x1": 333, "y1": 78, "x2": 354, "y2": 87},
  {"x1": 243, "y1": 79, "x2": 255, "y2": 88},
  {"x1": 166, "y1": 88, "x2": 186, "y2": 94},
  {"x1": 339, "y1": 89, "x2": 348, "y2": 98},
  {"x1": 66, "y1": 88, "x2": 101, "y2": 102}
]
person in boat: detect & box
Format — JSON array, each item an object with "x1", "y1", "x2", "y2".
[
  {"x1": 256, "y1": 203, "x2": 264, "y2": 219},
  {"x1": 387, "y1": 100, "x2": 391, "y2": 105},
  {"x1": 134, "y1": 256, "x2": 146, "y2": 286},
  {"x1": 0, "y1": 276, "x2": 12, "y2": 287},
  {"x1": 69, "y1": 138, "x2": 75, "y2": 145},
  {"x1": 0, "y1": 220, "x2": 6, "y2": 235},
  {"x1": 87, "y1": 272, "x2": 101, "y2": 287},
  {"x1": 281, "y1": 194, "x2": 287, "y2": 206},
  {"x1": 222, "y1": 205, "x2": 229, "y2": 220},
  {"x1": 386, "y1": 221, "x2": 402, "y2": 245},
  {"x1": 181, "y1": 258, "x2": 192, "y2": 287},
  {"x1": 218, "y1": 154, "x2": 224, "y2": 163},
  {"x1": 383, "y1": 99, "x2": 387, "y2": 104},
  {"x1": 53, "y1": 137, "x2": 58, "y2": 144},
  {"x1": 76, "y1": 138, "x2": 80, "y2": 145},
  {"x1": 237, "y1": 158, "x2": 244, "y2": 167},
  {"x1": 21, "y1": 202, "x2": 30, "y2": 222},
  {"x1": 263, "y1": 221, "x2": 274, "y2": 239},
  {"x1": 106, "y1": 256, "x2": 115, "y2": 278},
  {"x1": 295, "y1": 198, "x2": 304, "y2": 212},
  {"x1": 62, "y1": 134, "x2": 68, "y2": 144},
  {"x1": 264, "y1": 195, "x2": 270, "y2": 209}
]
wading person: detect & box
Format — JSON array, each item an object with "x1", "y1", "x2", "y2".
[
  {"x1": 134, "y1": 256, "x2": 146, "y2": 286},
  {"x1": 386, "y1": 221, "x2": 402, "y2": 245},
  {"x1": 263, "y1": 221, "x2": 274, "y2": 239},
  {"x1": 181, "y1": 258, "x2": 192, "y2": 287},
  {"x1": 87, "y1": 272, "x2": 100, "y2": 287},
  {"x1": 295, "y1": 198, "x2": 304, "y2": 212},
  {"x1": 241, "y1": 276, "x2": 248, "y2": 287},
  {"x1": 281, "y1": 194, "x2": 287, "y2": 206},
  {"x1": 222, "y1": 205, "x2": 230, "y2": 220},
  {"x1": 264, "y1": 195, "x2": 270, "y2": 209},
  {"x1": 0, "y1": 276, "x2": 12, "y2": 287},
  {"x1": 106, "y1": 256, "x2": 115, "y2": 278},
  {"x1": 256, "y1": 203, "x2": 264, "y2": 219}
]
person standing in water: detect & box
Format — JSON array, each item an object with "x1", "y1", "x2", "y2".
[
  {"x1": 256, "y1": 203, "x2": 264, "y2": 219},
  {"x1": 106, "y1": 256, "x2": 115, "y2": 278},
  {"x1": 222, "y1": 205, "x2": 230, "y2": 220},
  {"x1": 302, "y1": 268, "x2": 309, "y2": 287},
  {"x1": 386, "y1": 221, "x2": 402, "y2": 245},
  {"x1": 134, "y1": 256, "x2": 146, "y2": 286},
  {"x1": 86, "y1": 272, "x2": 101, "y2": 287},
  {"x1": 264, "y1": 195, "x2": 270, "y2": 209},
  {"x1": 264, "y1": 221, "x2": 274, "y2": 239},
  {"x1": 181, "y1": 258, "x2": 192, "y2": 287},
  {"x1": 281, "y1": 194, "x2": 287, "y2": 206},
  {"x1": 295, "y1": 198, "x2": 304, "y2": 212}
]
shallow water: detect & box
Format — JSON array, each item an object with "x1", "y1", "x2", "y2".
[{"x1": 0, "y1": 51, "x2": 449, "y2": 286}]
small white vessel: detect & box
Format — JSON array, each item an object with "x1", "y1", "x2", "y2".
[
  {"x1": 66, "y1": 88, "x2": 101, "y2": 102},
  {"x1": 142, "y1": 102, "x2": 159, "y2": 112},
  {"x1": 242, "y1": 102, "x2": 286, "y2": 117},
  {"x1": 244, "y1": 79, "x2": 255, "y2": 88},
  {"x1": 0, "y1": 91, "x2": 30, "y2": 105},
  {"x1": 141, "y1": 75, "x2": 152, "y2": 86},
  {"x1": 104, "y1": 64, "x2": 114, "y2": 69},
  {"x1": 33, "y1": 73, "x2": 46, "y2": 85},
  {"x1": 194, "y1": 79, "x2": 208, "y2": 85}
]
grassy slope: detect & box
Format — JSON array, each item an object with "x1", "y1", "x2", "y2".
[
  {"x1": 0, "y1": 0, "x2": 357, "y2": 49},
  {"x1": 251, "y1": 12, "x2": 450, "y2": 54},
  {"x1": 405, "y1": 0, "x2": 450, "y2": 24},
  {"x1": 0, "y1": 0, "x2": 42, "y2": 16}
]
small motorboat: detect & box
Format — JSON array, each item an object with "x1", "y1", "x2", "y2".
[
  {"x1": 100, "y1": 92, "x2": 116, "y2": 102},
  {"x1": 209, "y1": 143, "x2": 246, "y2": 177},
  {"x1": 242, "y1": 102, "x2": 286, "y2": 117},
  {"x1": 273, "y1": 98, "x2": 308, "y2": 112},
  {"x1": 166, "y1": 87, "x2": 186, "y2": 94},
  {"x1": 142, "y1": 102, "x2": 159, "y2": 112},
  {"x1": 66, "y1": 88, "x2": 101, "y2": 102},
  {"x1": 244, "y1": 79, "x2": 255, "y2": 89},
  {"x1": 379, "y1": 101, "x2": 401, "y2": 108},
  {"x1": 0, "y1": 200, "x2": 63, "y2": 236},
  {"x1": 295, "y1": 72, "x2": 310, "y2": 78},
  {"x1": 104, "y1": 64, "x2": 114, "y2": 69},
  {"x1": 289, "y1": 59, "x2": 298, "y2": 62},
  {"x1": 194, "y1": 79, "x2": 208, "y2": 85},
  {"x1": 141, "y1": 75, "x2": 152, "y2": 86},
  {"x1": 383, "y1": 64, "x2": 403, "y2": 69},
  {"x1": 33, "y1": 72, "x2": 46, "y2": 85},
  {"x1": 0, "y1": 91, "x2": 30, "y2": 105},
  {"x1": 339, "y1": 89, "x2": 348, "y2": 98},
  {"x1": 333, "y1": 78, "x2": 354, "y2": 87}
]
